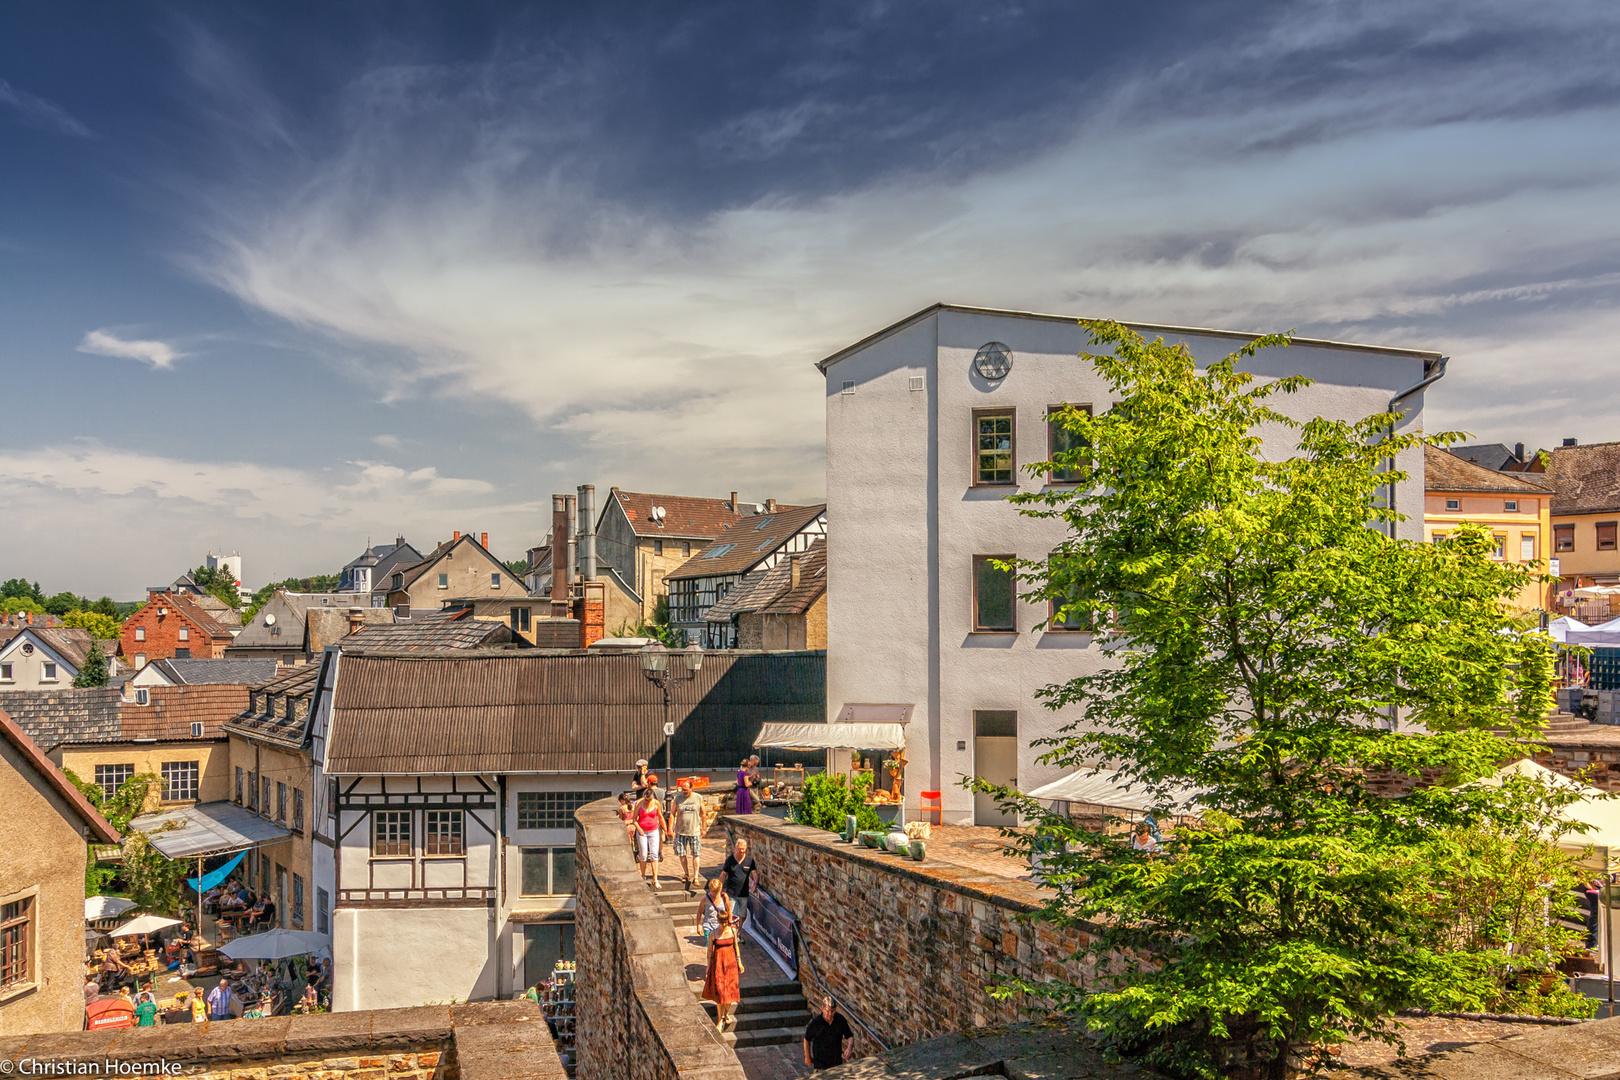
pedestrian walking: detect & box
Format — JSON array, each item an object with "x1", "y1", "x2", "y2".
[
  {"x1": 1131, "y1": 822, "x2": 1159, "y2": 854},
  {"x1": 720, "y1": 837, "x2": 757, "y2": 929},
  {"x1": 206, "y1": 977, "x2": 233, "y2": 1020},
  {"x1": 734, "y1": 757, "x2": 755, "y2": 815},
  {"x1": 702, "y1": 898, "x2": 743, "y2": 1031},
  {"x1": 694, "y1": 876, "x2": 733, "y2": 945},
  {"x1": 672, "y1": 779, "x2": 706, "y2": 892},
  {"x1": 188, "y1": 988, "x2": 208, "y2": 1023},
  {"x1": 633, "y1": 787, "x2": 670, "y2": 889},
  {"x1": 803, "y1": 996, "x2": 854, "y2": 1071}
]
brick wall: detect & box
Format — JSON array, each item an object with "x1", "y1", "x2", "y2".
[
  {"x1": 121, "y1": 597, "x2": 225, "y2": 664},
  {"x1": 573, "y1": 799, "x2": 745, "y2": 1080},
  {"x1": 724, "y1": 814, "x2": 1106, "y2": 1051},
  {"x1": 1530, "y1": 744, "x2": 1620, "y2": 791},
  {"x1": 0, "y1": 1002, "x2": 563, "y2": 1080}
]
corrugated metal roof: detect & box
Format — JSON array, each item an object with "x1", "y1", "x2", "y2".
[{"x1": 326, "y1": 649, "x2": 825, "y2": 775}]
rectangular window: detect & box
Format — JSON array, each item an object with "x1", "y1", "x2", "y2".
[
  {"x1": 190, "y1": 721, "x2": 203, "y2": 739},
  {"x1": 261, "y1": 777, "x2": 272, "y2": 818},
  {"x1": 510, "y1": 608, "x2": 531, "y2": 633},
  {"x1": 972, "y1": 555, "x2": 1016, "y2": 632},
  {"x1": 1, "y1": 897, "x2": 33, "y2": 992},
  {"x1": 274, "y1": 866, "x2": 286, "y2": 928},
  {"x1": 178, "y1": 627, "x2": 189, "y2": 641},
  {"x1": 974, "y1": 710, "x2": 1019, "y2": 738},
  {"x1": 841, "y1": 380, "x2": 855, "y2": 395},
  {"x1": 247, "y1": 771, "x2": 258, "y2": 810},
  {"x1": 135, "y1": 626, "x2": 146, "y2": 641},
  {"x1": 1046, "y1": 404, "x2": 1091, "y2": 483},
  {"x1": 1492, "y1": 535, "x2": 1506, "y2": 560},
  {"x1": 41, "y1": 662, "x2": 57, "y2": 681},
  {"x1": 653, "y1": 539, "x2": 663, "y2": 556},
  {"x1": 94, "y1": 764, "x2": 134, "y2": 802},
  {"x1": 372, "y1": 811, "x2": 412, "y2": 856},
  {"x1": 260, "y1": 854, "x2": 271, "y2": 891},
  {"x1": 0, "y1": 663, "x2": 10, "y2": 681},
  {"x1": 424, "y1": 810, "x2": 464, "y2": 856},
  {"x1": 161, "y1": 761, "x2": 199, "y2": 801},
  {"x1": 517, "y1": 791, "x2": 611, "y2": 830},
  {"x1": 908, "y1": 375, "x2": 925, "y2": 392},
  {"x1": 276, "y1": 782, "x2": 287, "y2": 823},
  {"x1": 682, "y1": 542, "x2": 691, "y2": 556},
  {"x1": 1445, "y1": 498, "x2": 1461, "y2": 511},
  {"x1": 1521, "y1": 534, "x2": 1537, "y2": 561},
  {"x1": 519, "y1": 848, "x2": 578, "y2": 896},
  {"x1": 1504, "y1": 500, "x2": 1519, "y2": 512},
  {"x1": 1600, "y1": 522, "x2": 1618, "y2": 552},
  {"x1": 293, "y1": 788, "x2": 305, "y2": 834},
  {"x1": 316, "y1": 888, "x2": 329, "y2": 935},
  {"x1": 235, "y1": 767, "x2": 244, "y2": 805},
  {"x1": 292, "y1": 874, "x2": 305, "y2": 929},
  {"x1": 1556, "y1": 524, "x2": 1575, "y2": 552},
  {"x1": 437, "y1": 573, "x2": 449, "y2": 589},
  {"x1": 973, "y1": 409, "x2": 1015, "y2": 485},
  {"x1": 1430, "y1": 532, "x2": 1447, "y2": 544},
  {"x1": 491, "y1": 572, "x2": 501, "y2": 588},
  {"x1": 134, "y1": 654, "x2": 145, "y2": 668}
]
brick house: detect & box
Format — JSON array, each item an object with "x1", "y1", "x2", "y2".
[
  {"x1": 593, "y1": 490, "x2": 762, "y2": 622},
  {"x1": 120, "y1": 590, "x2": 237, "y2": 668},
  {"x1": 0, "y1": 709, "x2": 120, "y2": 1033}
]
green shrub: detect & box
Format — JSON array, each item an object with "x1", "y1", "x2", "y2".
[{"x1": 795, "y1": 772, "x2": 883, "y2": 833}]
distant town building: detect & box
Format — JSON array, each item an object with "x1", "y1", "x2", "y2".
[
  {"x1": 337, "y1": 536, "x2": 425, "y2": 599},
  {"x1": 119, "y1": 590, "x2": 237, "y2": 668},
  {"x1": 0, "y1": 627, "x2": 122, "y2": 690},
  {"x1": 594, "y1": 490, "x2": 752, "y2": 622},
  {"x1": 1542, "y1": 439, "x2": 1620, "y2": 600},
  {"x1": 380, "y1": 533, "x2": 530, "y2": 611},
  {"x1": 702, "y1": 538, "x2": 828, "y2": 650},
  {"x1": 666, "y1": 503, "x2": 827, "y2": 648},
  {"x1": 1423, "y1": 445, "x2": 1552, "y2": 610},
  {"x1": 226, "y1": 591, "x2": 387, "y2": 666}
]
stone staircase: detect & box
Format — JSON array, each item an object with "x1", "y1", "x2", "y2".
[
  {"x1": 1541, "y1": 710, "x2": 1601, "y2": 736},
  {"x1": 657, "y1": 890, "x2": 809, "y2": 1050}
]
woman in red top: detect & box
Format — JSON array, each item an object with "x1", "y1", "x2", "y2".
[{"x1": 633, "y1": 789, "x2": 669, "y2": 889}]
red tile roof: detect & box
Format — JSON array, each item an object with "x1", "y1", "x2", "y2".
[
  {"x1": 1424, "y1": 446, "x2": 1551, "y2": 496},
  {"x1": 119, "y1": 684, "x2": 249, "y2": 742},
  {"x1": 608, "y1": 489, "x2": 749, "y2": 539},
  {"x1": 1544, "y1": 441, "x2": 1620, "y2": 516},
  {"x1": 666, "y1": 504, "x2": 827, "y2": 581}
]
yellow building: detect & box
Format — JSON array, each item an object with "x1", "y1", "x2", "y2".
[
  {"x1": 1424, "y1": 446, "x2": 1553, "y2": 610},
  {"x1": 1544, "y1": 442, "x2": 1620, "y2": 608}
]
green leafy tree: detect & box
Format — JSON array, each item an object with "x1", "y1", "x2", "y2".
[
  {"x1": 1, "y1": 578, "x2": 44, "y2": 602},
  {"x1": 613, "y1": 595, "x2": 689, "y2": 647},
  {"x1": 44, "y1": 590, "x2": 86, "y2": 616},
  {"x1": 189, "y1": 564, "x2": 244, "y2": 610},
  {"x1": 794, "y1": 772, "x2": 884, "y2": 832},
  {"x1": 91, "y1": 596, "x2": 119, "y2": 617},
  {"x1": 0, "y1": 596, "x2": 46, "y2": 618},
  {"x1": 977, "y1": 322, "x2": 1579, "y2": 1077},
  {"x1": 64, "y1": 770, "x2": 186, "y2": 914},
  {"x1": 73, "y1": 641, "x2": 110, "y2": 687},
  {"x1": 62, "y1": 609, "x2": 123, "y2": 639},
  {"x1": 503, "y1": 558, "x2": 530, "y2": 579}
]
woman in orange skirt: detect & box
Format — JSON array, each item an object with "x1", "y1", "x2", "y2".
[{"x1": 702, "y1": 909, "x2": 743, "y2": 1031}]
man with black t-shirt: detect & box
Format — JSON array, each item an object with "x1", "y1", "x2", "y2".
[
  {"x1": 720, "y1": 836, "x2": 756, "y2": 926},
  {"x1": 803, "y1": 996, "x2": 854, "y2": 1071}
]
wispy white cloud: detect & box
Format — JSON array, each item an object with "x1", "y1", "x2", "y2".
[
  {"x1": 0, "y1": 78, "x2": 93, "y2": 138},
  {"x1": 0, "y1": 443, "x2": 516, "y2": 595},
  {"x1": 78, "y1": 330, "x2": 185, "y2": 370}
]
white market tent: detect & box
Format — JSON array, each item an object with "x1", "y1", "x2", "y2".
[
  {"x1": 754, "y1": 704, "x2": 913, "y2": 752},
  {"x1": 86, "y1": 896, "x2": 136, "y2": 921},
  {"x1": 1560, "y1": 615, "x2": 1620, "y2": 648},
  {"x1": 220, "y1": 929, "x2": 330, "y2": 961},
  {"x1": 1547, "y1": 616, "x2": 1591, "y2": 644},
  {"x1": 1469, "y1": 758, "x2": 1620, "y2": 872},
  {"x1": 110, "y1": 914, "x2": 182, "y2": 937},
  {"x1": 1025, "y1": 770, "x2": 1200, "y2": 813}
]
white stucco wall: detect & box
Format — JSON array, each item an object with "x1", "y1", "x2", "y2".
[
  {"x1": 334, "y1": 905, "x2": 496, "y2": 1010},
  {"x1": 826, "y1": 307, "x2": 1435, "y2": 824}
]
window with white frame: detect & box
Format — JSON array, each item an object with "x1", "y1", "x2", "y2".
[
  {"x1": 316, "y1": 888, "x2": 329, "y2": 935},
  {"x1": 1521, "y1": 534, "x2": 1537, "y2": 561},
  {"x1": 519, "y1": 847, "x2": 577, "y2": 896},
  {"x1": 517, "y1": 791, "x2": 610, "y2": 830},
  {"x1": 135, "y1": 626, "x2": 146, "y2": 641},
  {"x1": 178, "y1": 627, "x2": 189, "y2": 641},
  {"x1": 0, "y1": 663, "x2": 10, "y2": 681},
  {"x1": 41, "y1": 662, "x2": 57, "y2": 681}
]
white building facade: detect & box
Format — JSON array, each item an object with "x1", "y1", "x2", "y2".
[{"x1": 820, "y1": 304, "x2": 1439, "y2": 826}]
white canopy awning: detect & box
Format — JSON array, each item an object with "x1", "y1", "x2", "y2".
[
  {"x1": 755, "y1": 721, "x2": 908, "y2": 751},
  {"x1": 1547, "y1": 616, "x2": 1590, "y2": 643},
  {"x1": 1561, "y1": 614, "x2": 1620, "y2": 647},
  {"x1": 1025, "y1": 770, "x2": 1200, "y2": 812},
  {"x1": 1468, "y1": 758, "x2": 1620, "y2": 872},
  {"x1": 131, "y1": 801, "x2": 293, "y2": 860}
]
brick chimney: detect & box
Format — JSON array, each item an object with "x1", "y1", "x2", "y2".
[
  {"x1": 481, "y1": 532, "x2": 489, "y2": 549},
  {"x1": 348, "y1": 608, "x2": 365, "y2": 635},
  {"x1": 766, "y1": 499, "x2": 778, "y2": 513},
  {"x1": 551, "y1": 495, "x2": 570, "y2": 618},
  {"x1": 454, "y1": 530, "x2": 461, "y2": 542},
  {"x1": 731, "y1": 491, "x2": 739, "y2": 512},
  {"x1": 790, "y1": 553, "x2": 802, "y2": 591}
]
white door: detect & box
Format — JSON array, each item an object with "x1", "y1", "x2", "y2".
[{"x1": 974, "y1": 736, "x2": 1018, "y2": 827}]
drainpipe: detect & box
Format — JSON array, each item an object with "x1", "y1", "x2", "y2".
[{"x1": 1383, "y1": 355, "x2": 1450, "y2": 538}]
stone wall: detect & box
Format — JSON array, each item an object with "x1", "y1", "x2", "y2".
[
  {"x1": 573, "y1": 799, "x2": 744, "y2": 1080},
  {"x1": 0, "y1": 1002, "x2": 563, "y2": 1080},
  {"x1": 1531, "y1": 743, "x2": 1620, "y2": 792},
  {"x1": 723, "y1": 814, "x2": 1100, "y2": 1052}
]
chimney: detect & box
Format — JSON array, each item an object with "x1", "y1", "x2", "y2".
[
  {"x1": 730, "y1": 491, "x2": 739, "y2": 512},
  {"x1": 565, "y1": 495, "x2": 578, "y2": 588},
  {"x1": 480, "y1": 532, "x2": 488, "y2": 549},
  {"x1": 454, "y1": 530, "x2": 461, "y2": 542},
  {"x1": 551, "y1": 495, "x2": 570, "y2": 618},
  {"x1": 395, "y1": 535, "x2": 405, "y2": 547},
  {"x1": 790, "y1": 553, "x2": 802, "y2": 591},
  {"x1": 577, "y1": 484, "x2": 597, "y2": 581},
  {"x1": 1564, "y1": 438, "x2": 1578, "y2": 447},
  {"x1": 347, "y1": 608, "x2": 365, "y2": 635},
  {"x1": 766, "y1": 498, "x2": 778, "y2": 513}
]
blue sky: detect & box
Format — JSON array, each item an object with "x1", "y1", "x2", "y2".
[{"x1": 3, "y1": 1, "x2": 1618, "y2": 597}]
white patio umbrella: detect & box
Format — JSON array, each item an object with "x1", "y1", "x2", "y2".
[
  {"x1": 110, "y1": 914, "x2": 182, "y2": 937},
  {"x1": 220, "y1": 929, "x2": 328, "y2": 961},
  {"x1": 86, "y1": 896, "x2": 136, "y2": 921}
]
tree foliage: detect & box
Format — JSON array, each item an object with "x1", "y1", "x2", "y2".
[
  {"x1": 1, "y1": 578, "x2": 44, "y2": 603},
  {"x1": 62, "y1": 609, "x2": 123, "y2": 639},
  {"x1": 977, "y1": 322, "x2": 1583, "y2": 1077},
  {"x1": 73, "y1": 641, "x2": 110, "y2": 687},
  {"x1": 243, "y1": 574, "x2": 342, "y2": 620},
  {"x1": 794, "y1": 771, "x2": 884, "y2": 832},
  {"x1": 189, "y1": 564, "x2": 244, "y2": 610},
  {"x1": 615, "y1": 595, "x2": 689, "y2": 647}
]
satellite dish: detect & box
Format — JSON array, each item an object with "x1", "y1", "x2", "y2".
[
  {"x1": 755, "y1": 504, "x2": 766, "y2": 514},
  {"x1": 651, "y1": 506, "x2": 666, "y2": 522},
  {"x1": 263, "y1": 613, "x2": 276, "y2": 626}
]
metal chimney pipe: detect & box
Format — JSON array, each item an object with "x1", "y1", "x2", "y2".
[
  {"x1": 551, "y1": 496, "x2": 570, "y2": 617},
  {"x1": 577, "y1": 484, "x2": 597, "y2": 582},
  {"x1": 565, "y1": 495, "x2": 578, "y2": 588}
]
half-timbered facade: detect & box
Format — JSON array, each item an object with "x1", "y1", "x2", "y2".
[
  {"x1": 319, "y1": 646, "x2": 825, "y2": 1010},
  {"x1": 666, "y1": 503, "x2": 828, "y2": 648}
]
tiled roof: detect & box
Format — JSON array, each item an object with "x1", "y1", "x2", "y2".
[
  {"x1": 224, "y1": 665, "x2": 320, "y2": 747},
  {"x1": 149, "y1": 658, "x2": 281, "y2": 685},
  {"x1": 188, "y1": 594, "x2": 244, "y2": 628},
  {"x1": 703, "y1": 539, "x2": 828, "y2": 621},
  {"x1": 666, "y1": 504, "x2": 827, "y2": 581},
  {"x1": 340, "y1": 617, "x2": 523, "y2": 652},
  {"x1": 1424, "y1": 446, "x2": 1550, "y2": 496},
  {"x1": 0, "y1": 688, "x2": 123, "y2": 752},
  {"x1": 325, "y1": 649, "x2": 825, "y2": 774},
  {"x1": 0, "y1": 709, "x2": 120, "y2": 843},
  {"x1": 165, "y1": 593, "x2": 237, "y2": 641},
  {"x1": 31, "y1": 626, "x2": 95, "y2": 669},
  {"x1": 118, "y1": 684, "x2": 249, "y2": 742},
  {"x1": 1545, "y1": 441, "x2": 1620, "y2": 516},
  {"x1": 1450, "y1": 443, "x2": 1519, "y2": 472},
  {"x1": 608, "y1": 489, "x2": 749, "y2": 539},
  {"x1": 229, "y1": 590, "x2": 373, "y2": 650}
]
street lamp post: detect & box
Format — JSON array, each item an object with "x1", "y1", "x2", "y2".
[{"x1": 640, "y1": 643, "x2": 704, "y2": 784}]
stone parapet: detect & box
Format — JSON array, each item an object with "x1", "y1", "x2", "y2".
[
  {"x1": 722, "y1": 814, "x2": 1102, "y2": 1051},
  {"x1": 573, "y1": 798, "x2": 745, "y2": 1080},
  {"x1": 0, "y1": 1002, "x2": 563, "y2": 1080}
]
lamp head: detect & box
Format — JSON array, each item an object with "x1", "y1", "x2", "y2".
[
  {"x1": 683, "y1": 644, "x2": 704, "y2": 674},
  {"x1": 639, "y1": 642, "x2": 669, "y2": 675}
]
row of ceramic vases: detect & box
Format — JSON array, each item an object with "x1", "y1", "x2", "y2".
[{"x1": 842, "y1": 816, "x2": 926, "y2": 861}]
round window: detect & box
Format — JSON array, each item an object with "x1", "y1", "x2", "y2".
[
  {"x1": 21, "y1": 642, "x2": 34, "y2": 655},
  {"x1": 973, "y1": 342, "x2": 1013, "y2": 380}
]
